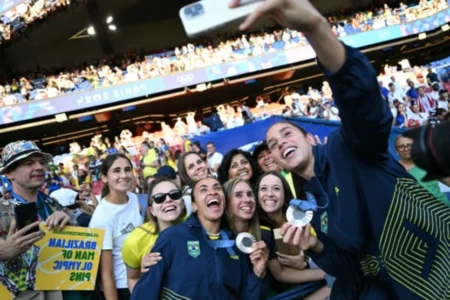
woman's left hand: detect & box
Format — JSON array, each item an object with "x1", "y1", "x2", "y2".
[
  {"x1": 277, "y1": 250, "x2": 307, "y2": 270},
  {"x1": 250, "y1": 241, "x2": 269, "y2": 278}
]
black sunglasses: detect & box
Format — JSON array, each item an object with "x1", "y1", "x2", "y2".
[{"x1": 152, "y1": 189, "x2": 182, "y2": 204}]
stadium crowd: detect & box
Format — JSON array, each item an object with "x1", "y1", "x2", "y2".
[
  {"x1": 0, "y1": 0, "x2": 86, "y2": 44},
  {"x1": 0, "y1": 0, "x2": 449, "y2": 108}
]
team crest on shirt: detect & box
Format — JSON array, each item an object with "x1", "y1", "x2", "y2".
[
  {"x1": 187, "y1": 241, "x2": 200, "y2": 258},
  {"x1": 320, "y1": 212, "x2": 328, "y2": 234}
]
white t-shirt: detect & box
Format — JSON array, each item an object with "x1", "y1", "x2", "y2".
[
  {"x1": 89, "y1": 192, "x2": 143, "y2": 289},
  {"x1": 208, "y1": 152, "x2": 223, "y2": 171},
  {"x1": 388, "y1": 90, "x2": 406, "y2": 103}
]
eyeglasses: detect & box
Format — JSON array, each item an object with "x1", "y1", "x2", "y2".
[
  {"x1": 152, "y1": 189, "x2": 182, "y2": 204},
  {"x1": 396, "y1": 144, "x2": 412, "y2": 151}
]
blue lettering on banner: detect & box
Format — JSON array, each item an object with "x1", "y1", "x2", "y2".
[{"x1": 1, "y1": 7, "x2": 450, "y2": 126}]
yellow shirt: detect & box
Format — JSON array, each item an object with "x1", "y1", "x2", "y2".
[
  {"x1": 166, "y1": 159, "x2": 177, "y2": 172},
  {"x1": 122, "y1": 222, "x2": 158, "y2": 269},
  {"x1": 143, "y1": 149, "x2": 158, "y2": 178}
]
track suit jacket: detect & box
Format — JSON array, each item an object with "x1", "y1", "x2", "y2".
[
  {"x1": 131, "y1": 213, "x2": 265, "y2": 300},
  {"x1": 302, "y1": 45, "x2": 450, "y2": 299}
]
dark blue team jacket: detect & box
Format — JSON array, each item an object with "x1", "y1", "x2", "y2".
[
  {"x1": 303, "y1": 45, "x2": 450, "y2": 299},
  {"x1": 131, "y1": 213, "x2": 265, "y2": 300}
]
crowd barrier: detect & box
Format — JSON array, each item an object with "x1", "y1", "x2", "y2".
[{"x1": 1, "y1": 6, "x2": 450, "y2": 126}]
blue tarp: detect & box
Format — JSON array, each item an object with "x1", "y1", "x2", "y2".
[{"x1": 191, "y1": 116, "x2": 406, "y2": 159}]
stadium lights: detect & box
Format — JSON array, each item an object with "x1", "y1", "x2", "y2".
[
  {"x1": 442, "y1": 24, "x2": 449, "y2": 32},
  {"x1": 106, "y1": 16, "x2": 113, "y2": 24},
  {"x1": 108, "y1": 24, "x2": 117, "y2": 31},
  {"x1": 87, "y1": 26, "x2": 95, "y2": 35},
  {"x1": 418, "y1": 33, "x2": 427, "y2": 40}
]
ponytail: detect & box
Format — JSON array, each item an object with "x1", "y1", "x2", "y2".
[{"x1": 101, "y1": 183, "x2": 109, "y2": 199}]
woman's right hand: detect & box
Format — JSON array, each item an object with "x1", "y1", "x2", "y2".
[
  {"x1": 229, "y1": 0, "x2": 324, "y2": 33},
  {"x1": 280, "y1": 223, "x2": 323, "y2": 253},
  {"x1": 141, "y1": 252, "x2": 162, "y2": 273}
]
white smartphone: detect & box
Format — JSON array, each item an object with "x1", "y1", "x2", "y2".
[{"x1": 180, "y1": 0, "x2": 263, "y2": 38}]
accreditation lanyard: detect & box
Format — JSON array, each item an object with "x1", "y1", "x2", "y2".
[
  {"x1": 12, "y1": 191, "x2": 50, "y2": 221},
  {"x1": 201, "y1": 227, "x2": 236, "y2": 256}
]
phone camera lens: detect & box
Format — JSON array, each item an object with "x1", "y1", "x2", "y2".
[{"x1": 184, "y1": 3, "x2": 204, "y2": 19}]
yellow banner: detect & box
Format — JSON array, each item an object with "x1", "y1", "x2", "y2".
[{"x1": 0, "y1": 225, "x2": 104, "y2": 299}]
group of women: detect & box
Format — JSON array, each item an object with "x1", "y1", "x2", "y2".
[{"x1": 87, "y1": 141, "x2": 330, "y2": 300}]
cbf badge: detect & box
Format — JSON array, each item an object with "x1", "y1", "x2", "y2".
[
  {"x1": 320, "y1": 212, "x2": 328, "y2": 234},
  {"x1": 187, "y1": 241, "x2": 200, "y2": 258}
]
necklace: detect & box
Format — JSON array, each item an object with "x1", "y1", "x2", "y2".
[{"x1": 206, "y1": 231, "x2": 220, "y2": 236}]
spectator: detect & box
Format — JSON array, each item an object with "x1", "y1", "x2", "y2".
[
  {"x1": 379, "y1": 81, "x2": 389, "y2": 101},
  {"x1": 426, "y1": 67, "x2": 440, "y2": 86},
  {"x1": 50, "y1": 187, "x2": 94, "y2": 227},
  {"x1": 140, "y1": 142, "x2": 159, "y2": 179},
  {"x1": 396, "y1": 135, "x2": 450, "y2": 206},
  {"x1": 0, "y1": 140, "x2": 73, "y2": 299},
  {"x1": 155, "y1": 166, "x2": 177, "y2": 181},
  {"x1": 218, "y1": 149, "x2": 259, "y2": 187},
  {"x1": 438, "y1": 89, "x2": 449, "y2": 110},
  {"x1": 89, "y1": 154, "x2": 143, "y2": 300},
  {"x1": 252, "y1": 141, "x2": 282, "y2": 173},
  {"x1": 387, "y1": 82, "x2": 407, "y2": 103},
  {"x1": 416, "y1": 86, "x2": 435, "y2": 113},
  {"x1": 206, "y1": 141, "x2": 223, "y2": 174},
  {"x1": 192, "y1": 141, "x2": 207, "y2": 160},
  {"x1": 122, "y1": 177, "x2": 185, "y2": 292}
]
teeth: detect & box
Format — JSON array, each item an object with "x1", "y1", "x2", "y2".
[
  {"x1": 240, "y1": 206, "x2": 252, "y2": 211},
  {"x1": 238, "y1": 172, "x2": 248, "y2": 177},
  {"x1": 207, "y1": 199, "x2": 219, "y2": 206},
  {"x1": 283, "y1": 147, "x2": 296, "y2": 159},
  {"x1": 264, "y1": 200, "x2": 276, "y2": 205},
  {"x1": 163, "y1": 206, "x2": 176, "y2": 212}
]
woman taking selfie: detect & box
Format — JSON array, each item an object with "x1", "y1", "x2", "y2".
[
  {"x1": 89, "y1": 154, "x2": 143, "y2": 300},
  {"x1": 131, "y1": 177, "x2": 268, "y2": 300},
  {"x1": 122, "y1": 177, "x2": 186, "y2": 292},
  {"x1": 177, "y1": 151, "x2": 210, "y2": 215},
  {"x1": 222, "y1": 178, "x2": 326, "y2": 294}
]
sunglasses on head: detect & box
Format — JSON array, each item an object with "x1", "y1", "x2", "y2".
[{"x1": 152, "y1": 189, "x2": 182, "y2": 204}]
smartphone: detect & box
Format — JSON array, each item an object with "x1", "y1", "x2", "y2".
[
  {"x1": 14, "y1": 202, "x2": 39, "y2": 233},
  {"x1": 180, "y1": 0, "x2": 263, "y2": 38},
  {"x1": 273, "y1": 228, "x2": 300, "y2": 256}
]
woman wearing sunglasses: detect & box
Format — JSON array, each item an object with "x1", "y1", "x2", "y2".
[
  {"x1": 131, "y1": 177, "x2": 268, "y2": 300},
  {"x1": 122, "y1": 177, "x2": 186, "y2": 292},
  {"x1": 222, "y1": 178, "x2": 327, "y2": 297}
]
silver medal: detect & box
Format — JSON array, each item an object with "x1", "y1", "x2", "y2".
[
  {"x1": 236, "y1": 232, "x2": 256, "y2": 254},
  {"x1": 286, "y1": 205, "x2": 314, "y2": 228}
]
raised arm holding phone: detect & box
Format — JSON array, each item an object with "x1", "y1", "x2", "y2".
[{"x1": 229, "y1": 0, "x2": 450, "y2": 299}]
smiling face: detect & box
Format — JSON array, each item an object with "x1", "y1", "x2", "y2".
[
  {"x1": 257, "y1": 174, "x2": 284, "y2": 214},
  {"x1": 102, "y1": 157, "x2": 133, "y2": 194},
  {"x1": 266, "y1": 123, "x2": 315, "y2": 172},
  {"x1": 150, "y1": 181, "x2": 184, "y2": 223},
  {"x1": 6, "y1": 154, "x2": 47, "y2": 191},
  {"x1": 184, "y1": 153, "x2": 208, "y2": 181},
  {"x1": 396, "y1": 136, "x2": 413, "y2": 160},
  {"x1": 192, "y1": 177, "x2": 225, "y2": 222},
  {"x1": 228, "y1": 181, "x2": 255, "y2": 221},
  {"x1": 228, "y1": 154, "x2": 253, "y2": 181},
  {"x1": 257, "y1": 149, "x2": 280, "y2": 173}
]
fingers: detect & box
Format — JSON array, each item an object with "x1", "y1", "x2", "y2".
[
  {"x1": 324, "y1": 137, "x2": 328, "y2": 144},
  {"x1": 314, "y1": 135, "x2": 321, "y2": 145},
  {"x1": 16, "y1": 230, "x2": 45, "y2": 248},
  {"x1": 280, "y1": 222, "x2": 291, "y2": 237},
  {"x1": 8, "y1": 219, "x2": 17, "y2": 237},
  {"x1": 45, "y1": 212, "x2": 69, "y2": 229},
  {"x1": 15, "y1": 221, "x2": 40, "y2": 237},
  {"x1": 282, "y1": 224, "x2": 297, "y2": 245},
  {"x1": 228, "y1": 0, "x2": 240, "y2": 8},
  {"x1": 141, "y1": 252, "x2": 162, "y2": 273},
  {"x1": 239, "y1": 0, "x2": 278, "y2": 31},
  {"x1": 58, "y1": 214, "x2": 72, "y2": 229}
]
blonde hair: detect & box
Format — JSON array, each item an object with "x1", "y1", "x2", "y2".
[
  {"x1": 146, "y1": 177, "x2": 186, "y2": 234},
  {"x1": 222, "y1": 178, "x2": 261, "y2": 241}
]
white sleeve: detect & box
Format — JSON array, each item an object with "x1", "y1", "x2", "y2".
[{"x1": 89, "y1": 215, "x2": 114, "y2": 250}]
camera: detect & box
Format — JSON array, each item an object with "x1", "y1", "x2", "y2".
[
  {"x1": 403, "y1": 121, "x2": 450, "y2": 181},
  {"x1": 183, "y1": 3, "x2": 205, "y2": 20}
]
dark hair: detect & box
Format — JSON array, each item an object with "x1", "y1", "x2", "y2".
[
  {"x1": 143, "y1": 175, "x2": 155, "y2": 194},
  {"x1": 388, "y1": 83, "x2": 394, "y2": 88},
  {"x1": 217, "y1": 149, "x2": 259, "y2": 186},
  {"x1": 177, "y1": 151, "x2": 205, "y2": 187},
  {"x1": 100, "y1": 154, "x2": 133, "y2": 198},
  {"x1": 206, "y1": 141, "x2": 215, "y2": 147},
  {"x1": 146, "y1": 176, "x2": 185, "y2": 233},
  {"x1": 255, "y1": 172, "x2": 295, "y2": 228},
  {"x1": 267, "y1": 119, "x2": 308, "y2": 137}
]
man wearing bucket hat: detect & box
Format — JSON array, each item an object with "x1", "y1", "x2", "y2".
[{"x1": 0, "y1": 140, "x2": 74, "y2": 299}]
